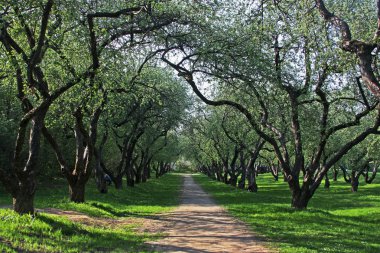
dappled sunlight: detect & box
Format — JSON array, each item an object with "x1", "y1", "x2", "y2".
[
  {"x1": 148, "y1": 175, "x2": 274, "y2": 252},
  {"x1": 194, "y1": 174, "x2": 380, "y2": 253},
  {"x1": 0, "y1": 174, "x2": 183, "y2": 252}
]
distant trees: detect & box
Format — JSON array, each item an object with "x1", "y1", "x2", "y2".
[
  {"x1": 338, "y1": 138, "x2": 379, "y2": 192},
  {"x1": 182, "y1": 104, "x2": 267, "y2": 192},
  {"x1": 105, "y1": 67, "x2": 189, "y2": 189}
]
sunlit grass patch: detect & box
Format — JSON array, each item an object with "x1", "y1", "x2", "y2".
[
  {"x1": 0, "y1": 173, "x2": 183, "y2": 252},
  {"x1": 194, "y1": 173, "x2": 380, "y2": 253},
  {"x1": 1, "y1": 174, "x2": 183, "y2": 217},
  {"x1": 0, "y1": 209, "x2": 157, "y2": 253}
]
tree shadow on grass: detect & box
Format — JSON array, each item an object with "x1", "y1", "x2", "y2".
[
  {"x1": 194, "y1": 174, "x2": 380, "y2": 253},
  {"x1": 231, "y1": 205, "x2": 380, "y2": 252},
  {"x1": 198, "y1": 176, "x2": 379, "y2": 210},
  {"x1": 88, "y1": 201, "x2": 142, "y2": 217},
  {"x1": 35, "y1": 214, "x2": 152, "y2": 252}
]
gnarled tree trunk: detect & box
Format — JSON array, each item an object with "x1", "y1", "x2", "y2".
[
  {"x1": 43, "y1": 105, "x2": 102, "y2": 203},
  {"x1": 9, "y1": 108, "x2": 48, "y2": 214},
  {"x1": 364, "y1": 164, "x2": 378, "y2": 184},
  {"x1": 69, "y1": 180, "x2": 86, "y2": 203},
  {"x1": 291, "y1": 189, "x2": 312, "y2": 210},
  {"x1": 247, "y1": 164, "x2": 258, "y2": 192},
  {"x1": 13, "y1": 185, "x2": 35, "y2": 215}
]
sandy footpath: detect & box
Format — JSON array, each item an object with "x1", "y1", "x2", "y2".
[{"x1": 146, "y1": 174, "x2": 275, "y2": 253}]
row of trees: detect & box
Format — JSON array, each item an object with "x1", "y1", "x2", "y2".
[
  {"x1": 171, "y1": 0, "x2": 380, "y2": 209},
  {"x1": 0, "y1": 0, "x2": 191, "y2": 214},
  {"x1": 184, "y1": 105, "x2": 379, "y2": 193},
  {"x1": 1, "y1": 0, "x2": 380, "y2": 214}
]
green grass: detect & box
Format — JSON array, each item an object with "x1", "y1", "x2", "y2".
[
  {"x1": 0, "y1": 173, "x2": 183, "y2": 252},
  {"x1": 193, "y1": 173, "x2": 380, "y2": 253}
]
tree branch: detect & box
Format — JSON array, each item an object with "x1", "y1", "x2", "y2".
[{"x1": 315, "y1": 0, "x2": 380, "y2": 98}]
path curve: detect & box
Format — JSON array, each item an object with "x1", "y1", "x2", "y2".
[{"x1": 146, "y1": 174, "x2": 275, "y2": 253}]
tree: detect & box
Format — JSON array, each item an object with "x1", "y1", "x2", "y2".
[
  {"x1": 161, "y1": 0, "x2": 380, "y2": 209},
  {"x1": 0, "y1": 0, "x2": 182, "y2": 211},
  {"x1": 0, "y1": 0, "x2": 97, "y2": 213},
  {"x1": 105, "y1": 66, "x2": 188, "y2": 188}
]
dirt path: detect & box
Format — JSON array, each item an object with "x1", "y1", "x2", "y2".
[{"x1": 146, "y1": 174, "x2": 275, "y2": 253}]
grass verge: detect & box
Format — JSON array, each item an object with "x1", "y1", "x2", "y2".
[
  {"x1": 0, "y1": 173, "x2": 183, "y2": 252},
  {"x1": 193, "y1": 173, "x2": 380, "y2": 253}
]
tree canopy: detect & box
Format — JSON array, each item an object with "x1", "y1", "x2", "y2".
[{"x1": 0, "y1": 0, "x2": 379, "y2": 214}]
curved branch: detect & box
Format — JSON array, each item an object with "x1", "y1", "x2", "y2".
[
  {"x1": 161, "y1": 55, "x2": 293, "y2": 177},
  {"x1": 30, "y1": 0, "x2": 54, "y2": 66},
  {"x1": 312, "y1": 108, "x2": 380, "y2": 190},
  {"x1": 315, "y1": 0, "x2": 380, "y2": 98},
  {"x1": 315, "y1": 0, "x2": 352, "y2": 42}
]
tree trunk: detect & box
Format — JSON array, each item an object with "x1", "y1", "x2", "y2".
[
  {"x1": 223, "y1": 163, "x2": 228, "y2": 184},
  {"x1": 95, "y1": 152, "x2": 107, "y2": 193},
  {"x1": 229, "y1": 175, "x2": 237, "y2": 187},
  {"x1": 351, "y1": 176, "x2": 359, "y2": 192},
  {"x1": 11, "y1": 109, "x2": 47, "y2": 214},
  {"x1": 216, "y1": 169, "x2": 222, "y2": 181},
  {"x1": 340, "y1": 165, "x2": 351, "y2": 183},
  {"x1": 69, "y1": 182, "x2": 85, "y2": 203},
  {"x1": 247, "y1": 168, "x2": 258, "y2": 192},
  {"x1": 94, "y1": 132, "x2": 108, "y2": 193},
  {"x1": 142, "y1": 163, "x2": 150, "y2": 183},
  {"x1": 209, "y1": 167, "x2": 217, "y2": 180},
  {"x1": 324, "y1": 173, "x2": 330, "y2": 189},
  {"x1": 155, "y1": 168, "x2": 159, "y2": 178},
  {"x1": 270, "y1": 163, "x2": 279, "y2": 181},
  {"x1": 147, "y1": 165, "x2": 151, "y2": 179},
  {"x1": 364, "y1": 165, "x2": 377, "y2": 184},
  {"x1": 247, "y1": 180, "x2": 258, "y2": 192},
  {"x1": 332, "y1": 168, "x2": 338, "y2": 181},
  {"x1": 291, "y1": 190, "x2": 311, "y2": 210},
  {"x1": 135, "y1": 167, "x2": 142, "y2": 184},
  {"x1": 95, "y1": 173, "x2": 107, "y2": 193},
  {"x1": 246, "y1": 158, "x2": 258, "y2": 192},
  {"x1": 238, "y1": 167, "x2": 246, "y2": 189},
  {"x1": 114, "y1": 175, "x2": 123, "y2": 189},
  {"x1": 13, "y1": 186, "x2": 35, "y2": 214},
  {"x1": 126, "y1": 168, "x2": 135, "y2": 187}
]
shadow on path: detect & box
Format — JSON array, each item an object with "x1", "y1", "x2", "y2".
[{"x1": 146, "y1": 174, "x2": 275, "y2": 253}]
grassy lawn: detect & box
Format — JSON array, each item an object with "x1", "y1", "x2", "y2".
[
  {"x1": 193, "y1": 173, "x2": 380, "y2": 253},
  {"x1": 0, "y1": 173, "x2": 183, "y2": 253}
]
